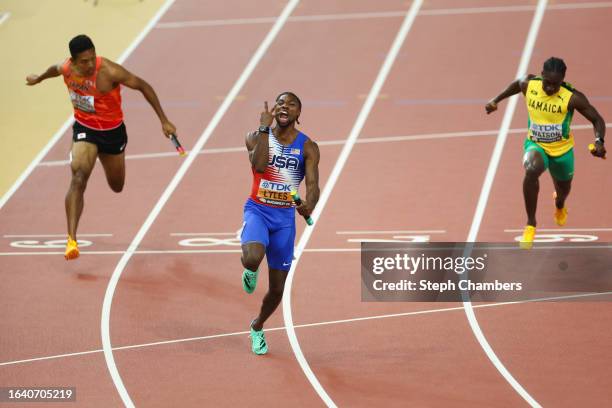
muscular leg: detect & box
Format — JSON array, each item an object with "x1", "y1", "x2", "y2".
[
  {"x1": 552, "y1": 177, "x2": 572, "y2": 209},
  {"x1": 522, "y1": 149, "x2": 546, "y2": 227},
  {"x1": 98, "y1": 152, "x2": 126, "y2": 193},
  {"x1": 251, "y1": 222, "x2": 294, "y2": 331},
  {"x1": 251, "y1": 268, "x2": 288, "y2": 331},
  {"x1": 240, "y1": 206, "x2": 269, "y2": 295},
  {"x1": 66, "y1": 142, "x2": 98, "y2": 240},
  {"x1": 241, "y1": 242, "x2": 265, "y2": 272}
]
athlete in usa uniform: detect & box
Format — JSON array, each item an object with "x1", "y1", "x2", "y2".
[
  {"x1": 486, "y1": 57, "x2": 606, "y2": 248},
  {"x1": 26, "y1": 35, "x2": 177, "y2": 260},
  {"x1": 241, "y1": 92, "x2": 320, "y2": 355}
]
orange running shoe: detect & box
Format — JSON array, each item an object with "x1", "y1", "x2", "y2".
[
  {"x1": 65, "y1": 237, "x2": 79, "y2": 260},
  {"x1": 520, "y1": 226, "x2": 536, "y2": 250},
  {"x1": 553, "y1": 192, "x2": 568, "y2": 226}
]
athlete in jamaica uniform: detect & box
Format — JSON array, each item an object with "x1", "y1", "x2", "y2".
[
  {"x1": 486, "y1": 57, "x2": 606, "y2": 249},
  {"x1": 240, "y1": 92, "x2": 320, "y2": 355},
  {"x1": 26, "y1": 35, "x2": 176, "y2": 260}
]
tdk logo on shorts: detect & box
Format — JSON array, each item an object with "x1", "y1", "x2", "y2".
[
  {"x1": 269, "y1": 155, "x2": 299, "y2": 170},
  {"x1": 261, "y1": 180, "x2": 291, "y2": 191}
]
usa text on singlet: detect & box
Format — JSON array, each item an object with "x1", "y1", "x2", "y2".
[{"x1": 250, "y1": 130, "x2": 307, "y2": 207}]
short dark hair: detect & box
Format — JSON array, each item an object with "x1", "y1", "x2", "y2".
[
  {"x1": 543, "y1": 57, "x2": 567, "y2": 75},
  {"x1": 276, "y1": 91, "x2": 302, "y2": 110},
  {"x1": 276, "y1": 91, "x2": 302, "y2": 124},
  {"x1": 69, "y1": 35, "x2": 95, "y2": 59}
]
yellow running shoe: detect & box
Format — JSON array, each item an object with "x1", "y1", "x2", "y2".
[
  {"x1": 553, "y1": 192, "x2": 568, "y2": 226},
  {"x1": 520, "y1": 226, "x2": 536, "y2": 250},
  {"x1": 65, "y1": 237, "x2": 79, "y2": 260}
]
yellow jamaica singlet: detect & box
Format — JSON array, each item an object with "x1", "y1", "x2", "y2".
[{"x1": 525, "y1": 77, "x2": 575, "y2": 156}]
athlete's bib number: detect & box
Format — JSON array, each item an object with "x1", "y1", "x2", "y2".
[
  {"x1": 257, "y1": 180, "x2": 293, "y2": 207},
  {"x1": 529, "y1": 123, "x2": 562, "y2": 142},
  {"x1": 69, "y1": 91, "x2": 96, "y2": 113}
]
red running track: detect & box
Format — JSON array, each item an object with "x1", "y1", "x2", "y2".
[{"x1": 1, "y1": 1, "x2": 611, "y2": 406}]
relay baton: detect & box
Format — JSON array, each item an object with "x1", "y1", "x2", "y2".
[
  {"x1": 170, "y1": 134, "x2": 186, "y2": 156},
  {"x1": 290, "y1": 190, "x2": 314, "y2": 225},
  {"x1": 588, "y1": 143, "x2": 606, "y2": 160}
]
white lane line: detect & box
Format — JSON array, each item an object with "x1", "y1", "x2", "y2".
[
  {"x1": 504, "y1": 228, "x2": 612, "y2": 232},
  {"x1": 169, "y1": 232, "x2": 237, "y2": 236},
  {"x1": 36, "y1": 122, "x2": 611, "y2": 167},
  {"x1": 157, "y1": 15, "x2": 277, "y2": 28},
  {"x1": 4, "y1": 0, "x2": 174, "y2": 396},
  {"x1": 5, "y1": 244, "x2": 612, "y2": 257},
  {"x1": 0, "y1": 251, "x2": 125, "y2": 256},
  {"x1": 0, "y1": 248, "x2": 337, "y2": 256},
  {"x1": 3, "y1": 289, "x2": 611, "y2": 367},
  {"x1": 38, "y1": 147, "x2": 246, "y2": 166},
  {"x1": 336, "y1": 229, "x2": 446, "y2": 234},
  {"x1": 347, "y1": 238, "x2": 427, "y2": 243},
  {"x1": 99, "y1": 2, "x2": 300, "y2": 407},
  {"x1": 421, "y1": 2, "x2": 612, "y2": 15},
  {"x1": 0, "y1": 11, "x2": 11, "y2": 25},
  {"x1": 546, "y1": 1, "x2": 612, "y2": 11},
  {"x1": 0, "y1": 0, "x2": 175, "y2": 212},
  {"x1": 463, "y1": 1, "x2": 547, "y2": 407},
  {"x1": 1, "y1": 350, "x2": 103, "y2": 367},
  {"x1": 155, "y1": 2, "x2": 612, "y2": 29},
  {"x1": 3, "y1": 234, "x2": 112, "y2": 238},
  {"x1": 283, "y1": 2, "x2": 424, "y2": 407}
]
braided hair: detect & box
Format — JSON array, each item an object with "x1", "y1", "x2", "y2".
[{"x1": 543, "y1": 57, "x2": 567, "y2": 76}]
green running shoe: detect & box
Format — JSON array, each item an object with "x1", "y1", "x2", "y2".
[
  {"x1": 250, "y1": 322, "x2": 268, "y2": 355},
  {"x1": 242, "y1": 268, "x2": 258, "y2": 294}
]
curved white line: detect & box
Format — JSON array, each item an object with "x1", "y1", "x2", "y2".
[
  {"x1": 282, "y1": 1, "x2": 424, "y2": 407},
  {"x1": 4, "y1": 289, "x2": 612, "y2": 368},
  {"x1": 100, "y1": 1, "x2": 300, "y2": 406},
  {"x1": 98, "y1": 1, "x2": 178, "y2": 406},
  {"x1": 462, "y1": 1, "x2": 547, "y2": 407}
]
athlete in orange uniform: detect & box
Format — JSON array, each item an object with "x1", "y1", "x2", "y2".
[{"x1": 26, "y1": 35, "x2": 176, "y2": 259}]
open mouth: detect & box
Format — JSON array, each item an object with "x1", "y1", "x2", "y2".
[{"x1": 277, "y1": 111, "x2": 289, "y2": 123}]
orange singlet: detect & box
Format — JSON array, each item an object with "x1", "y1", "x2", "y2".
[{"x1": 61, "y1": 57, "x2": 123, "y2": 130}]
